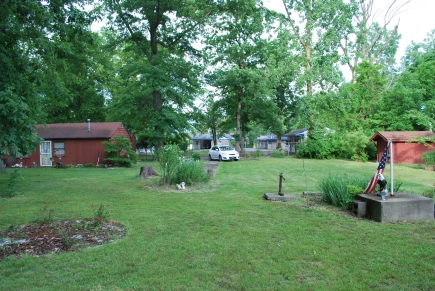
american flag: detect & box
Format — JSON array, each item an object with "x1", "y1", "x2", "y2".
[{"x1": 364, "y1": 141, "x2": 390, "y2": 194}]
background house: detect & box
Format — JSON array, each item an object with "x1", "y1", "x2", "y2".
[
  {"x1": 283, "y1": 128, "x2": 308, "y2": 154},
  {"x1": 12, "y1": 121, "x2": 135, "y2": 167},
  {"x1": 370, "y1": 131, "x2": 435, "y2": 164},
  {"x1": 191, "y1": 133, "x2": 233, "y2": 150},
  {"x1": 256, "y1": 135, "x2": 288, "y2": 150}
]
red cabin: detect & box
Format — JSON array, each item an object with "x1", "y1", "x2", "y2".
[
  {"x1": 370, "y1": 131, "x2": 435, "y2": 164},
  {"x1": 11, "y1": 122, "x2": 136, "y2": 167}
]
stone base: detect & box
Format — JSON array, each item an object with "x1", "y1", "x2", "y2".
[
  {"x1": 355, "y1": 193, "x2": 434, "y2": 223},
  {"x1": 263, "y1": 193, "x2": 295, "y2": 201}
]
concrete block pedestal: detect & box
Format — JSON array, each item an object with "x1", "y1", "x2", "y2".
[{"x1": 355, "y1": 193, "x2": 434, "y2": 223}]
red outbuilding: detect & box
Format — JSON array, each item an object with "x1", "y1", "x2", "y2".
[
  {"x1": 11, "y1": 121, "x2": 136, "y2": 167},
  {"x1": 370, "y1": 131, "x2": 435, "y2": 164}
]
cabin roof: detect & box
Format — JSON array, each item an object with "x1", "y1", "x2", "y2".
[
  {"x1": 370, "y1": 131, "x2": 435, "y2": 142},
  {"x1": 35, "y1": 122, "x2": 125, "y2": 139}
]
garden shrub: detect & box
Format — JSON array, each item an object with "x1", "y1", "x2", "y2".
[
  {"x1": 422, "y1": 184, "x2": 435, "y2": 199},
  {"x1": 83, "y1": 163, "x2": 95, "y2": 168},
  {"x1": 156, "y1": 144, "x2": 182, "y2": 185},
  {"x1": 102, "y1": 136, "x2": 137, "y2": 167},
  {"x1": 319, "y1": 174, "x2": 367, "y2": 209},
  {"x1": 272, "y1": 149, "x2": 285, "y2": 158},
  {"x1": 341, "y1": 131, "x2": 372, "y2": 162},
  {"x1": 189, "y1": 151, "x2": 201, "y2": 161},
  {"x1": 254, "y1": 149, "x2": 261, "y2": 158},
  {"x1": 422, "y1": 150, "x2": 435, "y2": 169},
  {"x1": 6, "y1": 169, "x2": 23, "y2": 197},
  {"x1": 172, "y1": 158, "x2": 209, "y2": 185}
]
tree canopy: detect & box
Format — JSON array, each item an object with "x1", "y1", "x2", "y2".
[{"x1": 1, "y1": 0, "x2": 434, "y2": 160}]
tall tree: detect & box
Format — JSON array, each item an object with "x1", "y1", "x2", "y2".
[
  {"x1": 281, "y1": 0, "x2": 352, "y2": 96},
  {"x1": 40, "y1": 30, "x2": 109, "y2": 123},
  {"x1": 376, "y1": 30, "x2": 435, "y2": 131},
  {"x1": 340, "y1": 0, "x2": 409, "y2": 82},
  {"x1": 195, "y1": 94, "x2": 224, "y2": 146},
  {"x1": 0, "y1": 0, "x2": 94, "y2": 159},
  {"x1": 102, "y1": 0, "x2": 214, "y2": 149},
  {"x1": 205, "y1": 0, "x2": 274, "y2": 152},
  {"x1": 264, "y1": 31, "x2": 301, "y2": 148}
]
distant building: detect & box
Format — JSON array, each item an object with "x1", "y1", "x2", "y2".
[
  {"x1": 256, "y1": 135, "x2": 288, "y2": 150},
  {"x1": 6, "y1": 122, "x2": 135, "y2": 167},
  {"x1": 370, "y1": 131, "x2": 435, "y2": 164},
  {"x1": 191, "y1": 133, "x2": 233, "y2": 150},
  {"x1": 283, "y1": 128, "x2": 308, "y2": 154}
]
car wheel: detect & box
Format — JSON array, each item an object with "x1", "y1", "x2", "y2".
[
  {"x1": 219, "y1": 155, "x2": 222, "y2": 162},
  {"x1": 235, "y1": 159, "x2": 239, "y2": 161},
  {"x1": 208, "y1": 154, "x2": 212, "y2": 161}
]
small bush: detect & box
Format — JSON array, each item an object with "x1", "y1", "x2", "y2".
[
  {"x1": 156, "y1": 144, "x2": 182, "y2": 185},
  {"x1": 38, "y1": 202, "x2": 55, "y2": 225},
  {"x1": 83, "y1": 163, "x2": 95, "y2": 168},
  {"x1": 254, "y1": 149, "x2": 261, "y2": 158},
  {"x1": 189, "y1": 151, "x2": 201, "y2": 161},
  {"x1": 272, "y1": 149, "x2": 285, "y2": 158},
  {"x1": 91, "y1": 203, "x2": 110, "y2": 226},
  {"x1": 102, "y1": 136, "x2": 137, "y2": 168},
  {"x1": 6, "y1": 169, "x2": 23, "y2": 197},
  {"x1": 319, "y1": 174, "x2": 367, "y2": 209},
  {"x1": 172, "y1": 158, "x2": 209, "y2": 185},
  {"x1": 66, "y1": 164, "x2": 74, "y2": 168},
  {"x1": 246, "y1": 152, "x2": 251, "y2": 159},
  {"x1": 422, "y1": 150, "x2": 435, "y2": 167},
  {"x1": 422, "y1": 184, "x2": 435, "y2": 198}
]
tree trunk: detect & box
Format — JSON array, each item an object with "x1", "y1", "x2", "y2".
[
  {"x1": 139, "y1": 166, "x2": 159, "y2": 179},
  {"x1": 0, "y1": 160, "x2": 6, "y2": 173},
  {"x1": 235, "y1": 96, "x2": 242, "y2": 152}
]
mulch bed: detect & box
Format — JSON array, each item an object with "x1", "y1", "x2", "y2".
[{"x1": 0, "y1": 220, "x2": 126, "y2": 259}]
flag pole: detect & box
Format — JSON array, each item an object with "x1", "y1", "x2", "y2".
[{"x1": 389, "y1": 140, "x2": 394, "y2": 195}]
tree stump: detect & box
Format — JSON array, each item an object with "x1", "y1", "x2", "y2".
[{"x1": 139, "y1": 166, "x2": 159, "y2": 179}]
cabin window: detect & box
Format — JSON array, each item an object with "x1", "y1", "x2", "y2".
[{"x1": 54, "y1": 142, "x2": 65, "y2": 155}]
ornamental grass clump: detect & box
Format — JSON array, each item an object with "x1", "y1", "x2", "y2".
[
  {"x1": 319, "y1": 174, "x2": 366, "y2": 209},
  {"x1": 422, "y1": 150, "x2": 435, "y2": 170},
  {"x1": 172, "y1": 158, "x2": 209, "y2": 186}
]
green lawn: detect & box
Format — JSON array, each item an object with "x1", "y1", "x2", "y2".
[{"x1": 1, "y1": 158, "x2": 435, "y2": 290}]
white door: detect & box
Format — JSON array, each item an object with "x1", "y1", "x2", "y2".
[{"x1": 40, "y1": 141, "x2": 52, "y2": 166}]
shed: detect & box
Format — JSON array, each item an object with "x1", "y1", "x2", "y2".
[
  {"x1": 12, "y1": 122, "x2": 136, "y2": 167},
  {"x1": 370, "y1": 131, "x2": 435, "y2": 164}
]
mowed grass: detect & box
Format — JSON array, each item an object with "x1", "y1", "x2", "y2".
[{"x1": 0, "y1": 157, "x2": 435, "y2": 291}]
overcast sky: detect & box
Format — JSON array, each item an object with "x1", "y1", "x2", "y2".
[{"x1": 263, "y1": 0, "x2": 435, "y2": 62}]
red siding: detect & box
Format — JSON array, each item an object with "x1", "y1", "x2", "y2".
[
  {"x1": 377, "y1": 141, "x2": 435, "y2": 164},
  {"x1": 11, "y1": 123, "x2": 136, "y2": 167}
]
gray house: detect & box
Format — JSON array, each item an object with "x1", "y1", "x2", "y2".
[
  {"x1": 191, "y1": 133, "x2": 233, "y2": 150},
  {"x1": 256, "y1": 135, "x2": 288, "y2": 150},
  {"x1": 283, "y1": 128, "x2": 308, "y2": 154}
]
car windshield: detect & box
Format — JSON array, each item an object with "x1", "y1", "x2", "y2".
[{"x1": 219, "y1": 146, "x2": 234, "y2": 151}]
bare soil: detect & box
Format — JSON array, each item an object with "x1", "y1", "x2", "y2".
[{"x1": 0, "y1": 220, "x2": 126, "y2": 259}]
